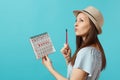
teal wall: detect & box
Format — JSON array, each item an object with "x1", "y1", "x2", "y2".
[{"x1": 0, "y1": 0, "x2": 119, "y2": 80}]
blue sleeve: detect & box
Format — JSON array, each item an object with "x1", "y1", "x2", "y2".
[{"x1": 73, "y1": 47, "x2": 96, "y2": 76}]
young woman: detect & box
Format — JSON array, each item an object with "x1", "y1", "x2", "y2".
[{"x1": 42, "y1": 6, "x2": 106, "y2": 80}]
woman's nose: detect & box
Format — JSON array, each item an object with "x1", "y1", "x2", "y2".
[{"x1": 74, "y1": 22, "x2": 78, "y2": 27}]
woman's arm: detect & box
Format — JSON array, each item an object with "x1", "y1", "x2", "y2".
[
  {"x1": 42, "y1": 56, "x2": 67, "y2": 80},
  {"x1": 48, "y1": 67, "x2": 67, "y2": 80},
  {"x1": 42, "y1": 56, "x2": 88, "y2": 80},
  {"x1": 70, "y1": 68, "x2": 88, "y2": 80},
  {"x1": 48, "y1": 66, "x2": 88, "y2": 80}
]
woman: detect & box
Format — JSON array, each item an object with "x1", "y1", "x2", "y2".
[{"x1": 42, "y1": 6, "x2": 106, "y2": 80}]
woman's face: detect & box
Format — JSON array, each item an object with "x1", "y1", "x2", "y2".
[{"x1": 74, "y1": 13, "x2": 91, "y2": 37}]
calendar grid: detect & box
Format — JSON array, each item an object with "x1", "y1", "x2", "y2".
[{"x1": 30, "y1": 32, "x2": 55, "y2": 59}]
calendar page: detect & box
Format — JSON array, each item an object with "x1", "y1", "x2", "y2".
[{"x1": 30, "y1": 32, "x2": 56, "y2": 59}]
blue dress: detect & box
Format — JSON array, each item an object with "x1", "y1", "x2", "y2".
[{"x1": 67, "y1": 46, "x2": 102, "y2": 80}]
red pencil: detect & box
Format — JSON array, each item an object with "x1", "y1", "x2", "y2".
[{"x1": 66, "y1": 29, "x2": 68, "y2": 44}]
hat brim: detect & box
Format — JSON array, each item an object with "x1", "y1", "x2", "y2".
[{"x1": 73, "y1": 10, "x2": 102, "y2": 34}]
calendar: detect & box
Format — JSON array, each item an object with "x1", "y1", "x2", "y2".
[{"x1": 30, "y1": 32, "x2": 56, "y2": 59}]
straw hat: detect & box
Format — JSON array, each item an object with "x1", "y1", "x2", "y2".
[{"x1": 73, "y1": 6, "x2": 104, "y2": 34}]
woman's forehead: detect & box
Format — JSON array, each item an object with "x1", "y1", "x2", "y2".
[{"x1": 77, "y1": 13, "x2": 89, "y2": 20}]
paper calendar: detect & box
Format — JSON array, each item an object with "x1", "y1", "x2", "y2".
[{"x1": 30, "y1": 32, "x2": 56, "y2": 59}]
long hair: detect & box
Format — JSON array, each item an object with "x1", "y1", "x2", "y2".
[{"x1": 70, "y1": 19, "x2": 106, "y2": 71}]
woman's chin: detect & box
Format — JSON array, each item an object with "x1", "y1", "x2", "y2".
[
  {"x1": 75, "y1": 34, "x2": 81, "y2": 36},
  {"x1": 75, "y1": 33, "x2": 83, "y2": 37}
]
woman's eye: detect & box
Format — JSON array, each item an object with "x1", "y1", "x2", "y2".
[
  {"x1": 80, "y1": 19, "x2": 84, "y2": 22},
  {"x1": 75, "y1": 19, "x2": 84, "y2": 22}
]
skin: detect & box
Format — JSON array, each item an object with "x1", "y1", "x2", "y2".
[
  {"x1": 75, "y1": 13, "x2": 91, "y2": 41},
  {"x1": 42, "y1": 13, "x2": 91, "y2": 80}
]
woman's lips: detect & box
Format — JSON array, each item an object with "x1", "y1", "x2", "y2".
[{"x1": 75, "y1": 28, "x2": 77, "y2": 31}]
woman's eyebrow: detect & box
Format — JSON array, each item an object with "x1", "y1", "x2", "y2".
[
  {"x1": 78, "y1": 17, "x2": 88, "y2": 20},
  {"x1": 77, "y1": 17, "x2": 84, "y2": 20}
]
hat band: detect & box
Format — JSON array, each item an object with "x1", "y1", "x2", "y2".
[{"x1": 82, "y1": 10, "x2": 97, "y2": 21}]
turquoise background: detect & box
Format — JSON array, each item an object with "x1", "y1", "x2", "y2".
[{"x1": 0, "y1": 0, "x2": 119, "y2": 80}]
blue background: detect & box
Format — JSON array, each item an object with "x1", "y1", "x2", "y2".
[{"x1": 0, "y1": 0, "x2": 119, "y2": 80}]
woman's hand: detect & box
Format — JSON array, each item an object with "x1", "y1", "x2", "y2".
[
  {"x1": 42, "y1": 56, "x2": 53, "y2": 70},
  {"x1": 42, "y1": 56, "x2": 67, "y2": 80},
  {"x1": 61, "y1": 44, "x2": 71, "y2": 64}
]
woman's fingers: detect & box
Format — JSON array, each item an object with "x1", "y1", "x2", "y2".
[
  {"x1": 42, "y1": 55, "x2": 49, "y2": 61},
  {"x1": 42, "y1": 55, "x2": 53, "y2": 70},
  {"x1": 42, "y1": 56, "x2": 51, "y2": 65},
  {"x1": 42, "y1": 56, "x2": 46, "y2": 61},
  {"x1": 45, "y1": 55, "x2": 50, "y2": 61},
  {"x1": 61, "y1": 44, "x2": 69, "y2": 52},
  {"x1": 64, "y1": 43, "x2": 69, "y2": 49},
  {"x1": 61, "y1": 44, "x2": 71, "y2": 61}
]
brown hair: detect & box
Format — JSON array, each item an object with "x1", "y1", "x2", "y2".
[{"x1": 70, "y1": 18, "x2": 106, "y2": 71}]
